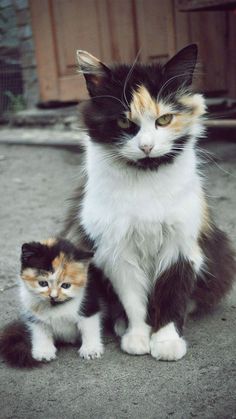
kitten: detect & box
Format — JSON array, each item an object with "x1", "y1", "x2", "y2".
[
  {"x1": 0, "y1": 238, "x2": 109, "y2": 367},
  {"x1": 63, "y1": 44, "x2": 235, "y2": 361}
]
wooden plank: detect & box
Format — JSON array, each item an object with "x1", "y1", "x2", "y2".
[
  {"x1": 174, "y1": 0, "x2": 191, "y2": 50},
  {"x1": 52, "y1": 0, "x2": 103, "y2": 76},
  {"x1": 134, "y1": 0, "x2": 176, "y2": 63},
  {"x1": 227, "y1": 11, "x2": 236, "y2": 98},
  {"x1": 59, "y1": 75, "x2": 88, "y2": 101},
  {"x1": 178, "y1": 0, "x2": 236, "y2": 11},
  {"x1": 30, "y1": 0, "x2": 59, "y2": 101},
  {"x1": 188, "y1": 10, "x2": 228, "y2": 92},
  {"x1": 104, "y1": 0, "x2": 137, "y2": 63}
]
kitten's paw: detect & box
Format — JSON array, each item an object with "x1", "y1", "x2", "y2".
[
  {"x1": 121, "y1": 327, "x2": 151, "y2": 355},
  {"x1": 150, "y1": 322, "x2": 187, "y2": 361},
  {"x1": 32, "y1": 345, "x2": 57, "y2": 362},
  {"x1": 79, "y1": 343, "x2": 104, "y2": 360}
]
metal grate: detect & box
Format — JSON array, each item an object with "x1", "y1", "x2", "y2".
[{"x1": 0, "y1": 61, "x2": 24, "y2": 115}]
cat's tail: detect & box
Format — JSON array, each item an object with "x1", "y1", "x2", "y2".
[
  {"x1": 0, "y1": 321, "x2": 40, "y2": 368},
  {"x1": 191, "y1": 226, "x2": 236, "y2": 314}
]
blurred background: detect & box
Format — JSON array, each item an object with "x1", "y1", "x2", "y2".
[{"x1": 0, "y1": 0, "x2": 236, "y2": 128}]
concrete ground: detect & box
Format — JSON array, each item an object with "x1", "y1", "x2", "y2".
[{"x1": 0, "y1": 128, "x2": 235, "y2": 419}]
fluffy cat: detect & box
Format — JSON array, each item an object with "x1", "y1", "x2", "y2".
[
  {"x1": 0, "y1": 238, "x2": 113, "y2": 367},
  {"x1": 63, "y1": 44, "x2": 235, "y2": 361}
]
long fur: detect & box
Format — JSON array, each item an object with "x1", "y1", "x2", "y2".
[
  {"x1": 0, "y1": 321, "x2": 40, "y2": 368},
  {"x1": 63, "y1": 45, "x2": 235, "y2": 360}
]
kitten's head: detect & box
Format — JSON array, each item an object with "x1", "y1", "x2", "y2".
[
  {"x1": 77, "y1": 44, "x2": 206, "y2": 170},
  {"x1": 21, "y1": 238, "x2": 93, "y2": 305}
]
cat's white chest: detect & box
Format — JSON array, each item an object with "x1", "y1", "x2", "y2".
[
  {"x1": 82, "y1": 145, "x2": 201, "y2": 241},
  {"x1": 81, "y1": 144, "x2": 203, "y2": 279}
]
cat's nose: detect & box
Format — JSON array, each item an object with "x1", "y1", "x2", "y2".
[
  {"x1": 50, "y1": 290, "x2": 58, "y2": 299},
  {"x1": 139, "y1": 144, "x2": 153, "y2": 155},
  {"x1": 50, "y1": 297, "x2": 58, "y2": 305}
]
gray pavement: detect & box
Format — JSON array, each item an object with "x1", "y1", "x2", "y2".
[{"x1": 0, "y1": 129, "x2": 235, "y2": 419}]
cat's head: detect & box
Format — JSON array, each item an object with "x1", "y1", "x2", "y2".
[
  {"x1": 77, "y1": 44, "x2": 206, "y2": 170},
  {"x1": 21, "y1": 238, "x2": 93, "y2": 305}
]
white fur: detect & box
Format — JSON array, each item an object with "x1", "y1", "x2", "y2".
[
  {"x1": 121, "y1": 324, "x2": 151, "y2": 355},
  {"x1": 78, "y1": 313, "x2": 104, "y2": 359},
  {"x1": 150, "y1": 322, "x2": 187, "y2": 361},
  {"x1": 29, "y1": 322, "x2": 57, "y2": 361},
  {"x1": 80, "y1": 129, "x2": 205, "y2": 355},
  {"x1": 20, "y1": 282, "x2": 103, "y2": 360}
]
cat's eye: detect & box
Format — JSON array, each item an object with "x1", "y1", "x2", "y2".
[
  {"x1": 155, "y1": 114, "x2": 173, "y2": 127},
  {"x1": 38, "y1": 280, "x2": 48, "y2": 287},
  {"x1": 61, "y1": 283, "x2": 71, "y2": 289},
  {"x1": 117, "y1": 116, "x2": 131, "y2": 129}
]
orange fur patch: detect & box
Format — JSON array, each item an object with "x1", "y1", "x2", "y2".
[
  {"x1": 129, "y1": 86, "x2": 206, "y2": 131},
  {"x1": 41, "y1": 237, "x2": 57, "y2": 247},
  {"x1": 130, "y1": 85, "x2": 176, "y2": 124},
  {"x1": 200, "y1": 194, "x2": 212, "y2": 235},
  {"x1": 52, "y1": 252, "x2": 66, "y2": 271},
  {"x1": 21, "y1": 268, "x2": 38, "y2": 285},
  {"x1": 52, "y1": 253, "x2": 87, "y2": 288},
  {"x1": 64, "y1": 262, "x2": 87, "y2": 287},
  {"x1": 130, "y1": 85, "x2": 157, "y2": 120},
  {"x1": 170, "y1": 114, "x2": 193, "y2": 134}
]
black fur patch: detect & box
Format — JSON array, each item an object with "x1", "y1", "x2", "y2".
[
  {"x1": 21, "y1": 239, "x2": 93, "y2": 272},
  {"x1": 80, "y1": 264, "x2": 125, "y2": 326},
  {"x1": 0, "y1": 321, "x2": 40, "y2": 368},
  {"x1": 192, "y1": 225, "x2": 236, "y2": 313},
  {"x1": 148, "y1": 257, "x2": 195, "y2": 335}
]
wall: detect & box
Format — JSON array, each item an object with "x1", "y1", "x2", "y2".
[
  {"x1": 0, "y1": 0, "x2": 39, "y2": 113},
  {"x1": 14, "y1": 0, "x2": 39, "y2": 107}
]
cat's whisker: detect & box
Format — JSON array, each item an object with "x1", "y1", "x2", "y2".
[
  {"x1": 122, "y1": 49, "x2": 142, "y2": 109},
  {"x1": 90, "y1": 94, "x2": 128, "y2": 109},
  {"x1": 157, "y1": 71, "x2": 195, "y2": 102}
]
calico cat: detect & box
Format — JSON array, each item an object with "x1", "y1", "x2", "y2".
[
  {"x1": 63, "y1": 44, "x2": 235, "y2": 361},
  {"x1": 0, "y1": 238, "x2": 110, "y2": 367}
]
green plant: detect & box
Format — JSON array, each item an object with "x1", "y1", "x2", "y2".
[{"x1": 4, "y1": 91, "x2": 26, "y2": 113}]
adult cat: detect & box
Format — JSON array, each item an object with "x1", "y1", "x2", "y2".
[{"x1": 64, "y1": 44, "x2": 235, "y2": 361}]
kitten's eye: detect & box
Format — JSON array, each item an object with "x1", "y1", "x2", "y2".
[
  {"x1": 155, "y1": 114, "x2": 173, "y2": 127},
  {"x1": 38, "y1": 280, "x2": 48, "y2": 287},
  {"x1": 117, "y1": 116, "x2": 131, "y2": 129},
  {"x1": 61, "y1": 283, "x2": 71, "y2": 289}
]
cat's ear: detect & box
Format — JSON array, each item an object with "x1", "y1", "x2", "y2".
[
  {"x1": 21, "y1": 242, "x2": 44, "y2": 263},
  {"x1": 76, "y1": 50, "x2": 111, "y2": 96},
  {"x1": 163, "y1": 44, "x2": 198, "y2": 90}
]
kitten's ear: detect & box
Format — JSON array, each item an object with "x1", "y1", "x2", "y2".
[
  {"x1": 76, "y1": 50, "x2": 111, "y2": 96},
  {"x1": 21, "y1": 242, "x2": 43, "y2": 263},
  {"x1": 163, "y1": 44, "x2": 198, "y2": 90}
]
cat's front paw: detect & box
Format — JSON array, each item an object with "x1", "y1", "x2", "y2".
[
  {"x1": 32, "y1": 345, "x2": 57, "y2": 362},
  {"x1": 150, "y1": 323, "x2": 187, "y2": 361},
  {"x1": 79, "y1": 343, "x2": 104, "y2": 360},
  {"x1": 121, "y1": 327, "x2": 151, "y2": 355}
]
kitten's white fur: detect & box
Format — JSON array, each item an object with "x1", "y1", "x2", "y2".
[
  {"x1": 78, "y1": 313, "x2": 104, "y2": 359},
  {"x1": 20, "y1": 281, "x2": 103, "y2": 361},
  {"x1": 80, "y1": 131, "x2": 204, "y2": 360}
]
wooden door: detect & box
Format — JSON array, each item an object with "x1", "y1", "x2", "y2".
[
  {"x1": 30, "y1": 0, "x2": 233, "y2": 102},
  {"x1": 30, "y1": 0, "x2": 139, "y2": 101}
]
